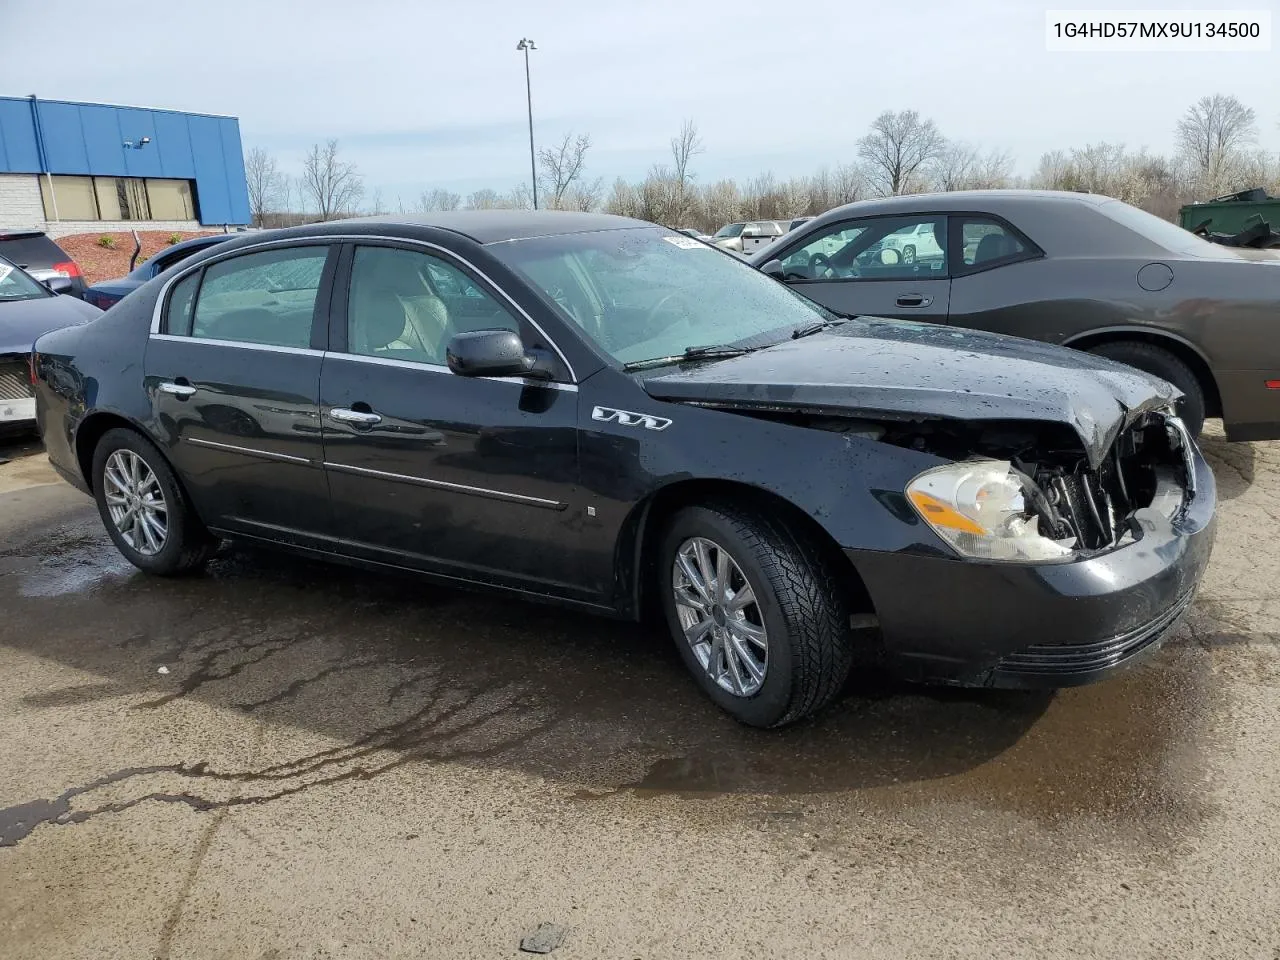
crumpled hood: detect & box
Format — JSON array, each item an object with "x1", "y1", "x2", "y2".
[
  {"x1": 641, "y1": 317, "x2": 1178, "y2": 468},
  {"x1": 0, "y1": 294, "x2": 100, "y2": 356}
]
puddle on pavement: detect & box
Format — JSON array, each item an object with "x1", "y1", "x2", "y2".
[{"x1": 1, "y1": 515, "x2": 1226, "y2": 836}]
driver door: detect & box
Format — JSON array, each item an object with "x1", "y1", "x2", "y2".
[{"x1": 770, "y1": 215, "x2": 951, "y2": 322}]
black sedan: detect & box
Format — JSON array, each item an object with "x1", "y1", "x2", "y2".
[
  {"x1": 83, "y1": 233, "x2": 239, "y2": 311},
  {"x1": 32, "y1": 213, "x2": 1215, "y2": 727},
  {"x1": 1, "y1": 255, "x2": 100, "y2": 432},
  {"x1": 751, "y1": 189, "x2": 1280, "y2": 440}
]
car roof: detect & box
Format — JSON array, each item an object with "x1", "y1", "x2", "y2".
[
  {"x1": 267, "y1": 211, "x2": 653, "y2": 246},
  {"x1": 814, "y1": 189, "x2": 1110, "y2": 220}
]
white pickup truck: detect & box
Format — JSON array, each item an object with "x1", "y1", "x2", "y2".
[{"x1": 709, "y1": 220, "x2": 786, "y2": 254}]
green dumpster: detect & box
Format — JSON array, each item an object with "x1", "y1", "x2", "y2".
[{"x1": 1179, "y1": 188, "x2": 1280, "y2": 234}]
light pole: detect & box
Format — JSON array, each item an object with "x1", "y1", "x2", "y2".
[{"x1": 516, "y1": 38, "x2": 538, "y2": 210}]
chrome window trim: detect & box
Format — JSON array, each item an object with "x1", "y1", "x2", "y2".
[
  {"x1": 185, "y1": 436, "x2": 315, "y2": 465},
  {"x1": 150, "y1": 333, "x2": 325, "y2": 356},
  {"x1": 323, "y1": 460, "x2": 565, "y2": 510},
  {"x1": 319, "y1": 351, "x2": 578, "y2": 392},
  {"x1": 147, "y1": 233, "x2": 578, "y2": 382}
]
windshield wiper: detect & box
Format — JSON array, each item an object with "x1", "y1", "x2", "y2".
[
  {"x1": 622, "y1": 344, "x2": 752, "y2": 371},
  {"x1": 790, "y1": 317, "x2": 849, "y2": 340}
]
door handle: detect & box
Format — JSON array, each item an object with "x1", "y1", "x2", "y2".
[
  {"x1": 158, "y1": 381, "x2": 196, "y2": 398},
  {"x1": 329, "y1": 407, "x2": 382, "y2": 425},
  {"x1": 895, "y1": 294, "x2": 931, "y2": 307}
]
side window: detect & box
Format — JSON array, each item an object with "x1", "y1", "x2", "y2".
[
  {"x1": 189, "y1": 246, "x2": 328, "y2": 348},
  {"x1": 960, "y1": 219, "x2": 1029, "y2": 269},
  {"x1": 780, "y1": 223, "x2": 871, "y2": 279},
  {"x1": 163, "y1": 271, "x2": 200, "y2": 335},
  {"x1": 347, "y1": 246, "x2": 519, "y2": 366}
]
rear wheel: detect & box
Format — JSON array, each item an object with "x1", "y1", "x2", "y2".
[
  {"x1": 92, "y1": 427, "x2": 217, "y2": 575},
  {"x1": 659, "y1": 502, "x2": 854, "y2": 728},
  {"x1": 901, "y1": 244, "x2": 916, "y2": 264},
  {"x1": 1087, "y1": 341, "x2": 1206, "y2": 436}
]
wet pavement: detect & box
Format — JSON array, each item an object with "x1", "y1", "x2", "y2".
[{"x1": 1, "y1": 428, "x2": 1278, "y2": 958}]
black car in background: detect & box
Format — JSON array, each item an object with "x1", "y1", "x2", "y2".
[
  {"x1": 0, "y1": 230, "x2": 86, "y2": 298},
  {"x1": 83, "y1": 233, "x2": 237, "y2": 310},
  {"x1": 0, "y1": 255, "x2": 100, "y2": 432},
  {"x1": 751, "y1": 190, "x2": 1280, "y2": 440},
  {"x1": 32, "y1": 213, "x2": 1215, "y2": 727}
]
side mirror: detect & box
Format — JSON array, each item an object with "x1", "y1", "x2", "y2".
[
  {"x1": 879, "y1": 248, "x2": 902, "y2": 265},
  {"x1": 760, "y1": 259, "x2": 785, "y2": 280},
  {"x1": 447, "y1": 329, "x2": 546, "y2": 379},
  {"x1": 43, "y1": 276, "x2": 73, "y2": 295}
]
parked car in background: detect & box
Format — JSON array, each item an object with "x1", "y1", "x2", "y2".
[
  {"x1": 32, "y1": 211, "x2": 1213, "y2": 727},
  {"x1": 785, "y1": 216, "x2": 814, "y2": 233},
  {"x1": 0, "y1": 231, "x2": 86, "y2": 299},
  {"x1": 710, "y1": 220, "x2": 785, "y2": 254},
  {"x1": 83, "y1": 234, "x2": 236, "y2": 310},
  {"x1": 0, "y1": 255, "x2": 100, "y2": 432},
  {"x1": 752, "y1": 189, "x2": 1280, "y2": 439}
]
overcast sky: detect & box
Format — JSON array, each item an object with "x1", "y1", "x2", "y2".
[{"x1": 3, "y1": 0, "x2": 1277, "y2": 205}]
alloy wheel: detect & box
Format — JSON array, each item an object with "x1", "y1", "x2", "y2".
[
  {"x1": 102, "y1": 449, "x2": 169, "y2": 556},
  {"x1": 672, "y1": 536, "x2": 769, "y2": 697}
]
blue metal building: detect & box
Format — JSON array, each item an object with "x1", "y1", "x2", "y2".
[{"x1": 0, "y1": 95, "x2": 250, "y2": 231}]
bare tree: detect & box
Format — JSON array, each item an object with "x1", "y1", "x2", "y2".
[
  {"x1": 415, "y1": 188, "x2": 462, "y2": 212},
  {"x1": 1176, "y1": 94, "x2": 1257, "y2": 180},
  {"x1": 857, "y1": 110, "x2": 946, "y2": 196},
  {"x1": 367, "y1": 188, "x2": 385, "y2": 216},
  {"x1": 538, "y1": 133, "x2": 592, "y2": 209},
  {"x1": 504, "y1": 182, "x2": 534, "y2": 210},
  {"x1": 244, "y1": 147, "x2": 282, "y2": 227},
  {"x1": 667, "y1": 119, "x2": 704, "y2": 223},
  {"x1": 300, "y1": 139, "x2": 364, "y2": 221},
  {"x1": 832, "y1": 163, "x2": 869, "y2": 205},
  {"x1": 466, "y1": 188, "x2": 500, "y2": 210},
  {"x1": 926, "y1": 142, "x2": 978, "y2": 192},
  {"x1": 970, "y1": 149, "x2": 1014, "y2": 189}
]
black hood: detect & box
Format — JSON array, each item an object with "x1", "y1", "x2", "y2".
[
  {"x1": 0, "y1": 294, "x2": 101, "y2": 357},
  {"x1": 640, "y1": 318, "x2": 1177, "y2": 467}
]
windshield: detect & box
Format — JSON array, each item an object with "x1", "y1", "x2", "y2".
[
  {"x1": 0, "y1": 257, "x2": 49, "y2": 302},
  {"x1": 1097, "y1": 200, "x2": 1215, "y2": 255},
  {"x1": 491, "y1": 227, "x2": 835, "y2": 366},
  {"x1": 713, "y1": 223, "x2": 744, "y2": 238}
]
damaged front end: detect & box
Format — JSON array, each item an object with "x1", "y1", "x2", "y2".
[
  {"x1": 689, "y1": 401, "x2": 1198, "y2": 564},
  {"x1": 894, "y1": 408, "x2": 1198, "y2": 562}
]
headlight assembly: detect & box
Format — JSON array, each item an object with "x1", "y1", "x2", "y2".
[{"x1": 907, "y1": 459, "x2": 1076, "y2": 562}]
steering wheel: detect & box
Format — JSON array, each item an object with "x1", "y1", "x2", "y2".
[
  {"x1": 808, "y1": 253, "x2": 858, "y2": 280},
  {"x1": 644, "y1": 291, "x2": 695, "y2": 330}
]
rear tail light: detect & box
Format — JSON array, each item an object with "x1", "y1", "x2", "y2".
[
  {"x1": 29, "y1": 353, "x2": 38, "y2": 386},
  {"x1": 1266, "y1": 380, "x2": 1280, "y2": 390},
  {"x1": 52, "y1": 260, "x2": 81, "y2": 279},
  {"x1": 86, "y1": 291, "x2": 121, "y2": 310}
]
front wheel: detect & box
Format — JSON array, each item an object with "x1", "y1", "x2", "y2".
[
  {"x1": 659, "y1": 502, "x2": 854, "y2": 728},
  {"x1": 92, "y1": 427, "x2": 218, "y2": 575}
]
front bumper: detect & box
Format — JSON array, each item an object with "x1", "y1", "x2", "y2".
[
  {"x1": 0, "y1": 396, "x2": 36, "y2": 430},
  {"x1": 849, "y1": 446, "x2": 1216, "y2": 688}
]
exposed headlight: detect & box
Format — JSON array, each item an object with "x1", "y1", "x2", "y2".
[{"x1": 906, "y1": 459, "x2": 1075, "y2": 562}]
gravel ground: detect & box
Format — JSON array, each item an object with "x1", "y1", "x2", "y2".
[{"x1": 0, "y1": 427, "x2": 1277, "y2": 959}]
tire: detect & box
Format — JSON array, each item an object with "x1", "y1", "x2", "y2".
[
  {"x1": 1087, "y1": 341, "x2": 1206, "y2": 436},
  {"x1": 901, "y1": 244, "x2": 916, "y2": 264},
  {"x1": 658, "y1": 502, "x2": 854, "y2": 728},
  {"x1": 91, "y1": 427, "x2": 218, "y2": 576}
]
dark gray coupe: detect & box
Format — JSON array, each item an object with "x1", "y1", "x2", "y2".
[{"x1": 751, "y1": 190, "x2": 1280, "y2": 440}]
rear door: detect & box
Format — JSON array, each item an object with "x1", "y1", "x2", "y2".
[
  {"x1": 145, "y1": 242, "x2": 337, "y2": 541},
  {"x1": 768, "y1": 214, "x2": 951, "y2": 321}
]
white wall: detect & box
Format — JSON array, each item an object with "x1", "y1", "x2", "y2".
[{"x1": 0, "y1": 174, "x2": 46, "y2": 231}]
